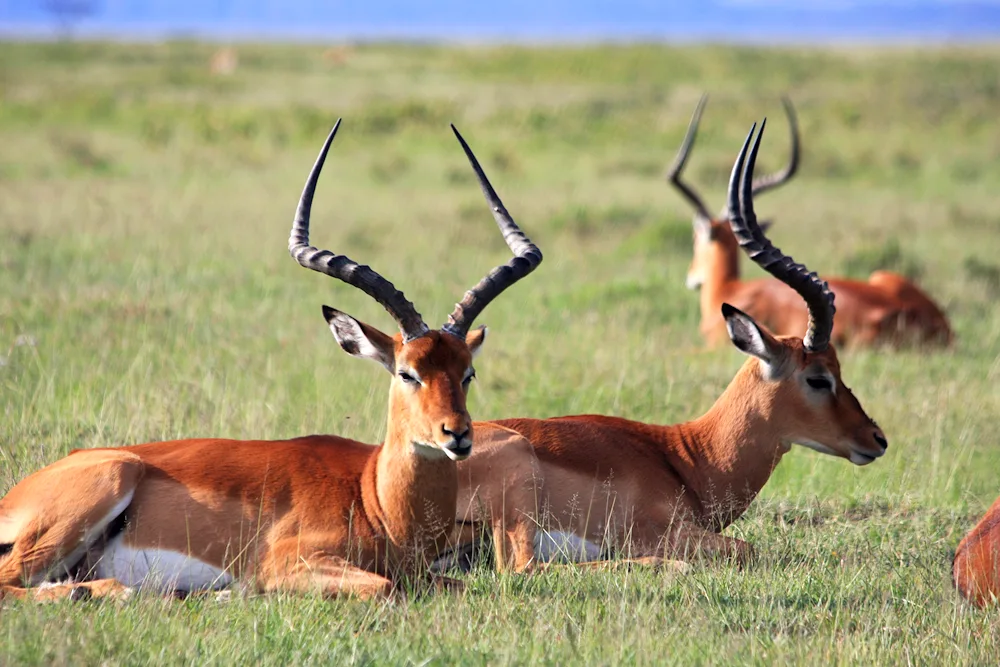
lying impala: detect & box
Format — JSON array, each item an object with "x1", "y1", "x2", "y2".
[
  {"x1": 672, "y1": 95, "x2": 952, "y2": 348},
  {"x1": 0, "y1": 122, "x2": 542, "y2": 600},
  {"x1": 447, "y1": 120, "x2": 888, "y2": 572},
  {"x1": 953, "y1": 494, "x2": 1000, "y2": 607}
]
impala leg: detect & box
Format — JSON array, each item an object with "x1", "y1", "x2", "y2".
[
  {"x1": 0, "y1": 450, "x2": 144, "y2": 588},
  {"x1": 493, "y1": 515, "x2": 538, "y2": 573},
  {"x1": 528, "y1": 557, "x2": 691, "y2": 574},
  {"x1": 1, "y1": 578, "x2": 133, "y2": 602},
  {"x1": 461, "y1": 422, "x2": 544, "y2": 573},
  {"x1": 258, "y1": 541, "x2": 394, "y2": 599},
  {"x1": 664, "y1": 522, "x2": 756, "y2": 566}
]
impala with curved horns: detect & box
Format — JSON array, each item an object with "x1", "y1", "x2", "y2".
[
  {"x1": 953, "y1": 494, "x2": 1000, "y2": 607},
  {"x1": 672, "y1": 95, "x2": 952, "y2": 348},
  {"x1": 444, "y1": 120, "x2": 887, "y2": 572},
  {"x1": 0, "y1": 122, "x2": 542, "y2": 601}
]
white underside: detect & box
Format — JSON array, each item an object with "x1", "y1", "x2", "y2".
[
  {"x1": 533, "y1": 530, "x2": 602, "y2": 563},
  {"x1": 430, "y1": 529, "x2": 604, "y2": 572},
  {"x1": 95, "y1": 535, "x2": 233, "y2": 592}
]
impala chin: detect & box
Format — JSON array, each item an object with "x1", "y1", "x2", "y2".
[
  {"x1": 412, "y1": 439, "x2": 472, "y2": 461},
  {"x1": 794, "y1": 438, "x2": 840, "y2": 458},
  {"x1": 440, "y1": 438, "x2": 473, "y2": 461},
  {"x1": 848, "y1": 445, "x2": 885, "y2": 466},
  {"x1": 849, "y1": 451, "x2": 880, "y2": 466},
  {"x1": 685, "y1": 274, "x2": 703, "y2": 291}
]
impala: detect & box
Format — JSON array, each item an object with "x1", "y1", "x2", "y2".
[
  {"x1": 953, "y1": 494, "x2": 1000, "y2": 607},
  {"x1": 672, "y1": 95, "x2": 952, "y2": 348},
  {"x1": 0, "y1": 122, "x2": 542, "y2": 600},
  {"x1": 447, "y1": 120, "x2": 888, "y2": 572}
]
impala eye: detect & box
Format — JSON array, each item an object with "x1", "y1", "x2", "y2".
[
  {"x1": 806, "y1": 376, "x2": 833, "y2": 391},
  {"x1": 462, "y1": 370, "x2": 476, "y2": 386},
  {"x1": 398, "y1": 371, "x2": 420, "y2": 385}
]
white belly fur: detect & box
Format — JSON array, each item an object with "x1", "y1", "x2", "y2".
[
  {"x1": 95, "y1": 535, "x2": 233, "y2": 592},
  {"x1": 534, "y1": 530, "x2": 602, "y2": 563}
]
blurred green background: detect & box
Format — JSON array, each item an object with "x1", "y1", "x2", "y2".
[{"x1": 1, "y1": 41, "x2": 999, "y2": 664}]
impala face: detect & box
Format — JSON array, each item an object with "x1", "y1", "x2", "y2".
[
  {"x1": 687, "y1": 218, "x2": 729, "y2": 291},
  {"x1": 686, "y1": 218, "x2": 771, "y2": 292},
  {"x1": 782, "y1": 344, "x2": 888, "y2": 465},
  {"x1": 724, "y1": 305, "x2": 888, "y2": 466},
  {"x1": 325, "y1": 306, "x2": 486, "y2": 461}
]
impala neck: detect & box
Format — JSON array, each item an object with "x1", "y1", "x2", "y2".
[
  {"x1": 372, "y1": 413, "x2": 458, "y2": 557},
  {"x1": 698, "y1": 238, "x2": 742, "y2": 332},
  {"x1": 665, "y1": 360, "x2": 789, "y2": 529}
]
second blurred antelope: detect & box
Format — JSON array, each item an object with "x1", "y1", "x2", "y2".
[{"x1": 671, "y1": 95, "x2": 953, "y2": 348}]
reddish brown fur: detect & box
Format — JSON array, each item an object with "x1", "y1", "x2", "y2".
[
  {"x1": 953, "y1": 494, "x2": 1000, "y2": 607},
  {"x1": 0, "y1": 329, "x2": 482, "y2": 600},
  {"x1": 456, "y1": 334, "x2": 886, "y2": 571},
  {"x1": 688, "y1": 220, "x2": 953, "y2": 347}
]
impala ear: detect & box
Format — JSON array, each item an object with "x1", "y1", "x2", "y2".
[
  {"x1": 693, "y1": 215, "x2": 715, "y2": 240},
  {"x1": 722, "y1": 303, "x2": 787, "y2": 375},
  {"x1": 465, "y1": 326, "x2": 487, "y2": 358},
  {"x1": 323, "y1": 306, "x2": 396, "y2": 373}
]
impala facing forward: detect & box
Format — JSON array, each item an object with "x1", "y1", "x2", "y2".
[
  {"x1": 672, "y1": 95, "x2": 952, "y2": 348},
  {"x1": 449, "y1": 120, "x2": 888, "y2": 572},
  {"x1": 0, "y1": 123, "x2": 542, "y2": 600}
]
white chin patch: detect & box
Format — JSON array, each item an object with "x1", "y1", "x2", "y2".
[
  {"x1": 411, "y1": 442, "x2": 450, "y2": 460},
  {"x1": 795, "y1": 439, "x2": 840, "y2": 457},
  {"x1": 441, "y1": 447, "x2": 465, "y2": 462},
  {"x1": 685, "y1": 276, "x2": 702, "y2": 290},
  {"x1": 849, "y1": 451, "x2": 878, "y2": 466},
  {"x1": 95, "y1": 536, "x2": 233, "y2": 592}
]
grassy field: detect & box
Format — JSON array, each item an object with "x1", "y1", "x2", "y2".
[{"x1": 2, "y1": 40, "x2": 1000, "y2": 664}]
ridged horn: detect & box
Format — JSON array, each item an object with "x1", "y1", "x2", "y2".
[
  {"x1": 442, "y1": 125, "x2": 543, "y2": 338},
  {"x1": 727, "y1": 120, "x2": 835, "y2": 352},
  {"x1": 288, "y1": 120, "x2": 430, "y2": 342}
]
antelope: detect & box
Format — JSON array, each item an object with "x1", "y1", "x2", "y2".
[
  {"x1": 0, "y1": 122, "x2": 542, "y2": 601},
  {"x1": 445, "y1": 120, "x2": 888, "y2": 572},
  {"x1": 953, "y1": 494, "x2": 1000, "y2": 607},
  {"x1": 672, "y1": 95, "x2": 952, "y2": 348}
]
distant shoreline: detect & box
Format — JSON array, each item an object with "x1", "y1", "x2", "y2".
[
  {"x1": 2, "y1": 24, "x2": 1000, "y2": 45},
  {"x1": 4, "y1": 1, "x2": 1000, "y2": 44}
]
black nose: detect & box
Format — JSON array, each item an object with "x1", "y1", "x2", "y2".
[
  {"x1": 873, "y1": 431, "x2": 888, "y2": 450},
  {"x1": 442, "y1": 425, "x2": 470, "y2": 442}
]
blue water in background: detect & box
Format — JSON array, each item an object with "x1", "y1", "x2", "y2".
[{"x1": 2, "y1": 0, "x2": 1000, "y2": 41}]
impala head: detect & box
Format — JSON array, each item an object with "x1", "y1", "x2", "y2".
[
  {"x1": 722, "y1": 120, "x2": 887, "y2": 466},
  {"x1": 666, "y1": 94, "x2": 798, "y2": 291},
  {"x1": 289, "y1": 121, "x2": 541, "y2": 461}
]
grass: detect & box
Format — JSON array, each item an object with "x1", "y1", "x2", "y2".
[{"x1": 1, "y1": 39, "x2": 1000, "y2": 664}]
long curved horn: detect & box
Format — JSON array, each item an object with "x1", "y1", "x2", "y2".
[
  {"x1": 289, "y1": 120, "x2": 430, "y2": 342},
  {"x1": 666, "y1": 93, "x2": 713, "y2": 223},
  {"x1": 443, "y1": 125, "x2": 543, "y2": 338},
  {"x1": 750, "y1": 96, "x2": 800, "y2": 198},
  {"x1": 728, "y1": 120, "x2": 835, "y2": 352}
]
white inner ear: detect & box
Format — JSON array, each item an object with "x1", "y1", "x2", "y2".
[
  {"x1": 726, "y1": 315, "x2": 772, "y2": 361},
  {"x1": 725, "y1": 313, "x2": 785, "y2": 380},
  {"x1": 329, "y1": 316, "x2": 394, "y2": 373},
  {"x1": 466, "y1": 326, "x2": 488, "y2": 359}
]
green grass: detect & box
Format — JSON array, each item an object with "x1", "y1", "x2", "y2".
[{"x1": 2, "y1": 39, "x2": 1000, "y2": 665}]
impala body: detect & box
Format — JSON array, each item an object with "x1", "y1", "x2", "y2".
[
  {"x1": 0, "y1": 123, "x2": 542, "y2": 600},
  {"x1": 673, "y1": 95, "x2": 952, "y2": 348},
  {"x1": 447, "y1": 121, "x2": 888, "y2": 572},
  {"x1": 954, "y1": 494, "x2": 1000, "y2": 607}
]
